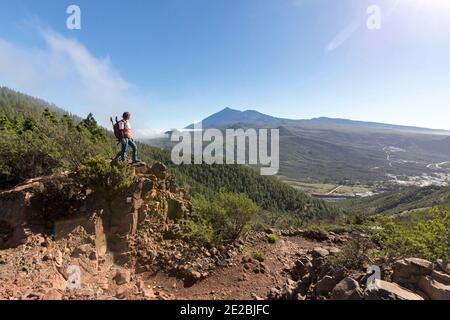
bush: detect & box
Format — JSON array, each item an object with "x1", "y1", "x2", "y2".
[
  {"x1": 182, "y1": 192, "x2": 258, "y2": 245},
  {"x1": 0, "y1": 108, "x2": 111, "y2": 185},
  {"x1": 329, "y1": 236, "x2": 374, "y2": 270},
  {"x1": 0, "y1": 128, "x2": 63, "y2": 183},
  {"x1": 180, "y1": 218, "x2": 214, "y2": 245},
  {"x1": 267, "y1": 234, "x2": 278, "y2": 244},
  {"x1": 373, "y1": 208, "x2": 450, "y2": 261},
  {"x1": 253, "y1": 251, "x2": 265, "y2": 262},
  {"x1": 78, "y1": 156, "x2": 133, "y2": 200}
]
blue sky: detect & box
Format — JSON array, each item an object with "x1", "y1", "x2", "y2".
[{"x1": 1, "y1": 0, "x2": 450, "y2": 137}]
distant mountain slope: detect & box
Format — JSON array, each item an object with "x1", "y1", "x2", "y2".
[
  {"x1": 186, "y1": 107, "x2": 283, "y2": 129},
  {"x1": 341, "y1": 186, "x2": 450, "y2": 215},
  {"x1": 0, "y1": 87, "x2": 76, "y2": 119},
  {"x1": 186, "y1": 107, "x2": 450, "y2": 135},
  {"x1": 299, "y1": 117, "x2": 450, "y2": 135}
]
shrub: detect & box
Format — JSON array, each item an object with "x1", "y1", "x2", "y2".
[
  {"x1": 0, "y1": 110, "x2": 111, "y2": 185},
  {"x1": 0, "y1": 129, "x2": 63, "y2": 184},
  {"x1": 373, "y1": 208, "x2": 450, "y2": 261},
  {"x1": 180, "y1": 218, "x2": 214, "y2": 245},
  {"x1": 253, "y1": 251, "x2": 265, "y2": 262},
  {"x1": 182, "y1": 192, "x2": 258, "y2": 245},
  {"x1": 78, "y1": 156, "x2": 133, "y2": 200},
  {"x1": 329, "y1": 235, "x2": 374, "y2": 270},
  {"x1": 267, "y1": 234, "x2": 278, "y2": 244}
]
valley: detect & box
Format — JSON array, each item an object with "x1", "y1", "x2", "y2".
[{"x1": 148, "y1": 108, "x2": 450, "y2": 200}]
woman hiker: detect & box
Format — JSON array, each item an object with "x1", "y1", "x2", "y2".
[{"x1": 119, "y1": 112, "x2": 141, "y2": 164}]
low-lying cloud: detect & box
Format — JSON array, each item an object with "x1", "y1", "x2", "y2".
[{"x1": 0, "y1": 28, "x2": 156, "y2": 134}]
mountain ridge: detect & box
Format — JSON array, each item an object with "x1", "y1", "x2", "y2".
[{"x1": 186, "y1": 107, "x2": 450, "y2": 136}]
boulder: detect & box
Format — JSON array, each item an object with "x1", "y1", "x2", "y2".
[
  {"x1": 150, "y1": 163, "x2": 168, "y2": 180},
  {"x1": 188, "y1": 269, "x2": 202, "y2": 281},
  {"x1": 113, "y1": 269, "x2": 131, "y2": 285},
  {"x1": 291, "y1": 259, "x2": 313, "y2": 281},
  {"x1": 167, "y1": 197, "x2": 188, "y2": 220},
  {"x1": 315, "y1": 276, "x2": 337, "y2": 297},
  {"x1": 71, "y1": 244, "x2": 91, "y2": 258},
  {"x1": 418, "y1": 276, "x2": 450, "y2": 300},
  {"x1": 392, "y1": 258, "x2": 433, "y2": 284},
  {"x1": 143, "y1": 287, "x2": 157, "y2": 299},
  {"x1": 330, "y1": 277, "x2": 363, "y2": 300},
  {"x1": 366, "y1": 280, "x2": 423, "y2": 300},
  {"x1": 133, "y1": 162, "x2": 151, "y2": 175},
  {"x1": 311, "y1": 247, "x2": 330, "y2": 259},
  {"x1": 437, "y1": 260, "x2": 450, "y2": 275},
  {"x1": 431, "y1": 270, "x2": 450, "y2": 285},
  {"x1": 115, "y1": 286, "x2": 129, "y2": 300}
]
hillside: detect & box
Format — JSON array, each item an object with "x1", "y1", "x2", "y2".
[
  {"x1": 341, "y1": 186, "x2": 450, "y2": 215},
  {"x1": 0, "y1": 87, "x2": 334, "y2": 220}
]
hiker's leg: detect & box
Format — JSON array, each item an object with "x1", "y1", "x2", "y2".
[
  {"x1": 121, "y1": 138, "x2": 129, "y2": 161},
  {"x1": 128, "y1": 139, "x2": 138, "y2": 162}
]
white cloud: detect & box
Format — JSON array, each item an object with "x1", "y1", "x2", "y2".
[
  {"x1": 42, "y1": 30, "x2": 131, "y2": 108},
  {"x1": 134, "y1": 128, "x2": 168, "y2": 140},
  {"x1": 0, "y1": 28, "x2": 159, "y2": 133}
]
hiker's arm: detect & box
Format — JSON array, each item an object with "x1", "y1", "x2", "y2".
[{"x1": 119, "y1": 122, "x2": 126, "y2": 143}]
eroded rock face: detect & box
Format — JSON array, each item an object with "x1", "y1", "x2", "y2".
[
  {"x1": 431, "y1": 270, "x2": 450, "y2": 285},
  {"x1": 0, "y1": 176, "x2": 82, "y2": 249},
  {"x1": 392, "y1": 258, "x2": 433, "y2": 285},
  {"x1": 418, "y1": 276, "x2": 450, "y2": 300},
  {"x1": 366, "y1": 280, "x2": 423, "y2": 300},
  {"x1": 437, "y1": 260, "x2": 450, "y2": 275},
  {"x1": 0, "y1": 162, "x2": 227, "y2": 299},
  {"x1": 0, "y1": 163, "x2": 191, "y2": 263}
]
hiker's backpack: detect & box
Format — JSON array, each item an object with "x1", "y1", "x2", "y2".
[{"x1": 111, "y1": 116, "x2": 122, "y2": 141}]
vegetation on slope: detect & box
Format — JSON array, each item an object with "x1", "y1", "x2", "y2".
[
  {"x1": 341, "y1": 207, "x2": 450, "y2": 261},
  {"x1": 372, "y1": 208, "x2": 450, "y2": 261},
  {"x1": 175, "y1": 163, "x2": 338, "y2": 220},
  {"x1": 0, "y1": 87, "x2": 335, "y2": 223},
  {"x1": 181, "y1": 192, "x2": 258, "y2": 245},
  {"x1": 341, "y1": 186, "x2": 450, "y2": 215}
]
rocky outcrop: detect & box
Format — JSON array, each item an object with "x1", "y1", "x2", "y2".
[
  {"x1": 0, "y1": 161, "x2": 241, "y2": 300},
  {"x1": 389, "y1": 257, "x2": 450, "y2": 300},
  {"x1": 366, "y1": 280, "x2": 423, "y2": 300},
  {"x1": 417, "y1": 276, "x2": 450, "y2": 300},
  {"x1": 392, "y1": 258, "x2": 433, "y2": 285},
  {"x1": 0, "y1": 162, "x2": 191, "y2": 262},
  {"x1": 268, "y1": 241, "x2": 450, "y2": 301},
  {"x1": 330, "y1": 277, "x2": 363, "y2": 300}
]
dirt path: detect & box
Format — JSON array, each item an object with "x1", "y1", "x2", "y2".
[{"x1": 141, "y1": 235, "x2": 332, "y2": 300}]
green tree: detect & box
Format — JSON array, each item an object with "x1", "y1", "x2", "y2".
[{"x1": 182, "y1": 192, "x2": 258, "y2": 244}]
